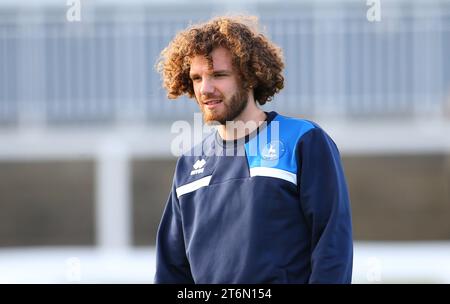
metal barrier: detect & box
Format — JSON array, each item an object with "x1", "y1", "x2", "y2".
[{"x1": 0, "y1": 0, "x2": 449, "y2": 126}]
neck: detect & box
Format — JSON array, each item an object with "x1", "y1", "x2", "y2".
[{"x1": 217, "y1": 96, "x2": 266, "y2": 141}]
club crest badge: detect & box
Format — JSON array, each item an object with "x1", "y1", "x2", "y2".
[{"x1": 261, "y1": 140, "x2": 286, "y2": 160}]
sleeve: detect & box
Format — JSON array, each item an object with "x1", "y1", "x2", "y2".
[
  {"x1": 154, "y1": 181, "x2": 194, "y2": 284},
  {"x1": 297, "y1": 127, "x2": 353, "y2": 284}
]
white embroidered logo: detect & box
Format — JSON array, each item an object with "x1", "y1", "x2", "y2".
[{"x1": 190, "y1": 159, "x2": 206, "y2": 175}]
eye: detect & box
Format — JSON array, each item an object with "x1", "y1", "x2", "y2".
[{"x1": 191, "y1": 76, "x2": 201, "y2": 82}]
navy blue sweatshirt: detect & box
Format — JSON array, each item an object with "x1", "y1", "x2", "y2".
[{"x1": 154, "y1": 111, "x2": 353, "y2": 284}]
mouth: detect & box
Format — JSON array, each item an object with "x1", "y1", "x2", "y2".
[{"x1": 203, "y1": 99, "x2": 222, "y2": 109}]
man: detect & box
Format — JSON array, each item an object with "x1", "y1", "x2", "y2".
[{"x1": 154, "y1": 16, "x2": 353, "y2": 284}]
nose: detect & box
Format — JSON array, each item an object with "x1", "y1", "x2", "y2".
[{"x1": 200, "y1": 78, "x2": 214, "y2": 96}]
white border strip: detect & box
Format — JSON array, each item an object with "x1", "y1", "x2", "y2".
[
  {"x1": 176, "y1": 175, "x2": 212, "y2": 198},
  {"x1": 249, "y1": 167, "x2": 297, "y2": 185}
]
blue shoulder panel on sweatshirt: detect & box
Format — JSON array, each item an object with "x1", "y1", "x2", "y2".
[{"x1": 244, "y1": 114, "x2": 315, "y2": 185}]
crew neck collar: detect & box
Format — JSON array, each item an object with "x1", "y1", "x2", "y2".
[{"x1": 214, "y1": 111, "x2": 278, "y2": 148}]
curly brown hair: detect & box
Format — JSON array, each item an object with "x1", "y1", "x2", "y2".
[{"x1": 156, "y1": 16, "x2": 285, "y2": 105}]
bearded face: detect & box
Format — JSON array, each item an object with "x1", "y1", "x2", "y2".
[{"x1": 190, "y1": 47, "x2": 250, "y2": 125}]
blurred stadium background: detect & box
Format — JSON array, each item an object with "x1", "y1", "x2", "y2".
[{"x1": 0, "y1": 0, "x2": 449, "y2": 283}]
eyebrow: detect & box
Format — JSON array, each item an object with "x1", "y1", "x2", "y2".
[
  {"x1": 189, "y1": 69, "x2": 232, "y2": 78},
  {"x1": 213, "y1": 70, "x2": 232, "y2": 74}
]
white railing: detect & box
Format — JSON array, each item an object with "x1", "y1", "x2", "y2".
[{"x1": 0, "y1": 0, "x2": 449, "y2": 126}]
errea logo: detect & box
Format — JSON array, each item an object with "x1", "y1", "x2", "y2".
[{"x1": 190, "y1": 159, "x2": 206, "y2": 175}]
